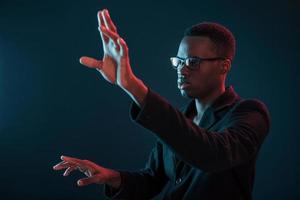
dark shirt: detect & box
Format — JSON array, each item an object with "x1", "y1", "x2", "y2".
[{"x1": 103, "y1": 85, "x2": 271, "y2": 200}]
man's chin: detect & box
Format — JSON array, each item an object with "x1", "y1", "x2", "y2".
[{"x1": 179, "y1": 89, "x2": 195, "y2": 99}]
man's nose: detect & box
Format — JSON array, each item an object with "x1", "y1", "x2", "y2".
[{"x1": 177, "y1": 64, "x2": 189, "y2": 76}]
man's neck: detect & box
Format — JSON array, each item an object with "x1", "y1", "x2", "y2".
[{"x1": 194, "y1": 85, "x2": 226, "y2": 118}]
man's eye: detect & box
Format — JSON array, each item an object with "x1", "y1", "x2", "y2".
[
  {"x1": 188, "y1": 58, "x2": 200, "y2": 66},
  {"x1": 178, "y1": 60, "x2": 185, "y2": 66}
]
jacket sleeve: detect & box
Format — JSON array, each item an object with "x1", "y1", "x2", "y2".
[
  {"x1": 103, "y1": 140, "x2": 169, "y2": 199},
  {"x1": 129, "y1": 86, "x2": 271, "y2": 172}
]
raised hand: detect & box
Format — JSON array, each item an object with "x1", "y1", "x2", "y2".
[
  {"x1": 80, "y1": 9, "x2": 136, "y2": 90},
  {"x1": 53, "y1": 155, "x2": 121, "y2": 188}
]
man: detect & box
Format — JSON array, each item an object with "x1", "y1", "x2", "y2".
[{"x1": 53, "y1": 8, "x2": 271, "y2": 200}]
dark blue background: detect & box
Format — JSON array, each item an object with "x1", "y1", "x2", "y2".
[{"x1": 0, "y1": 0, "x2": 298, "y2": 199}]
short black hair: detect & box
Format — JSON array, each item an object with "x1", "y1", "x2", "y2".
[{"x1": 184, "y1": 22, "x2": 236, "y2": 61}]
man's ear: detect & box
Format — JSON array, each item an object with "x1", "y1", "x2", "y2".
[{"x1": 221, "y1": 59, "x2": 231, "y2": 74}]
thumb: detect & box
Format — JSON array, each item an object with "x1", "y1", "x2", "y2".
[
  {"x1": 77, "y1": 174, "x2": 107, "y2": 186},
  {"x1": 79, "y1": 56, "x2": 103, "y2": 69}
]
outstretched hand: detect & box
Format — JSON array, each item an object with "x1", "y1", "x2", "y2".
[
  {"x1": 80, "y1": 9, "x2": 136, "y2": 90},
  {"x1": 53, "y1": 155, "x2": 121, "y2": 188}
]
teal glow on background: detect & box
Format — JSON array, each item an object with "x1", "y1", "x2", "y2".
[{"x1": 0, "y1": 0, "x2": 298, "y2": 199}]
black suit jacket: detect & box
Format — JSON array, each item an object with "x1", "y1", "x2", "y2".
[{"x1": 103, "y1": 85, "x2": 271, "y2": 200}]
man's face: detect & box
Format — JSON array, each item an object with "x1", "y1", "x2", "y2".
[{"x1": 176, "y1": 36, "x2": 225, "y2": 99}]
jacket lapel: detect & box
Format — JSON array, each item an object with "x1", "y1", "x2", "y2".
[{"x1": 182, "y1": 85, "x2": 241, "y2": 130}]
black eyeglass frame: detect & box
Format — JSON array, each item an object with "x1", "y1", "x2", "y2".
[{"x1": 170, "y1": 56, "x2": 227, "y2": 70}]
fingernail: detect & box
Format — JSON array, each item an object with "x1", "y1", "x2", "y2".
[{"x1": 77, "y1": 180, "x2": 82, "y2": 186}]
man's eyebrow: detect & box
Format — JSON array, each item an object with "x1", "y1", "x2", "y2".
[
  {"x1": 176, "y1": 56, "x2": 185, "y2": 59},
  {"x1": 176, "y1": 55, "x2": 203, "y2": 59}
]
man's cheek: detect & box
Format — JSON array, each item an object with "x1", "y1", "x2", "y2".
[{"x1": 193, "y1": 75, "x2": 207, "y2": 86}]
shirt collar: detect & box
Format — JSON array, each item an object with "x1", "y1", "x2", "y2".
[{"x1": 183, "y1": 85, "x2": 241, "y2": 117}]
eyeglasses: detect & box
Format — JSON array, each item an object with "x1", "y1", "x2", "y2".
[{"x1": 170, "y1": 56, "x2": 226, "y2": 70}]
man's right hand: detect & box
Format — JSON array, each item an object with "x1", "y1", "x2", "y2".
[
  {"x1": 79, "y1": 9, "x2": 148, "y2": 107},
  {"x1": 79, "y1": 9, "x2": 138, "y2": 91},
  {"x1": 53, "y1": 155, "x2": 121, "y2": 189}
]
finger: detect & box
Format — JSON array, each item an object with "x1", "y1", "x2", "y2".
[
  {"x1": 61, "y1": 156, "x2": 97, "y2": 172},
  {"x1": 117, "y1": 37, "x2": 129, "y2": 58},
  {"x1": 61, "y1": 155, "x2": 87, "y2": 168},
  {"x1": 103, "y1": 9, "x2": 117, "y2": 33},
  {"x1": 53, "y1": 161, "x2": 75, "y2": 170},
  {"x1": 100, "y1": 9, "x2": 109, "y2": 30},
  {"x1": 100, "y1": 26, "x2": 121, "y2": 52},
  {"x1": 99, "y1": 27, "x2": 120, "y2": 52},
  {"x1": 63, "y1": 166, "x2": 77, "y2": 176},
  {"x1": 53, "y1": 160, "x2": 66, "y2": 168},
  {"x1": 61, "y1": 155, "x2": 83, "y2": 162},
  {"x1": 97, "y1": 10, "x2": 109, "y2": 44},
  {"x1": 79, "y1": 56, "x2": 103, "y2": 69},
  {"x1": 99, "y1": 26, "x2": 120, "y2": 52},
  {"x1": 77, "y1": 174, "x2": 105, "y2": 186},
  {"x1": 100, "y1": 26, "x2": 119, "y2": 43},
  {"x1": 77, "y1": 166, "x2": 87, "y2": 173}
]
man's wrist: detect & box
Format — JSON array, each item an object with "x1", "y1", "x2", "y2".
[
  {"x1": 104, "y1": 170, "x2": 121, "y2": 189},
  {"x1": 123, "y1": 75, "x2": 148, "y2": 108}
]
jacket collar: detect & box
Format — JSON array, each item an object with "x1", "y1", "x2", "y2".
[
  {"x1": 210, "y1": 85, "x2": 241, "y2": 113},
  {"x1": 182, "y1": 85, "x2": 241, "y2": 128}
]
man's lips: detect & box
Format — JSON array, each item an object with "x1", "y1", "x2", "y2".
[{"x1": 178, "y1": 79, "x2": 191, "y2": 89}]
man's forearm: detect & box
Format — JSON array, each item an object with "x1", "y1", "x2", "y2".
[{"x1": 123, "y1": 76, "x2": 148, "y2": 108}]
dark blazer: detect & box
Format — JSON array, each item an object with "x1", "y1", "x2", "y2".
[{"x1": 103, "y1": 85, "x2": 271, "y2": 200}]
